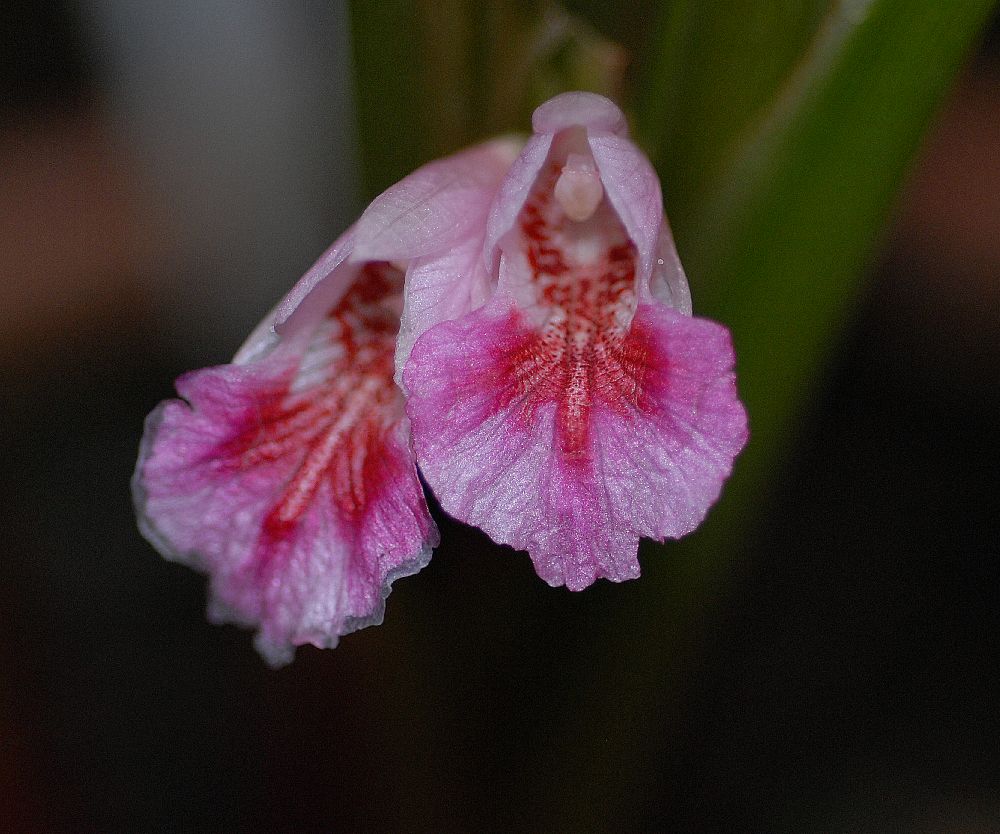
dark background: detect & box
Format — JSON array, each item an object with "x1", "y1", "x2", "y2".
[{"x1": 2, "y1": 3, "x2": 999, "y2": 831}]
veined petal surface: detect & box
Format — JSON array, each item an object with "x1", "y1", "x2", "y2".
[
  {"x1": 135, "y1": 262, "x2": 436, "y2": 664},
  {"x1": 406, "y1": 93, "x2": 747, "y2": 589}
]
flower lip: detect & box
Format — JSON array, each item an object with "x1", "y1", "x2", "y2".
[
  {"x1": 531, "y1": 91, "x2": 628, "y2": 137},
  {"x1": 404, "y1": 91, "x2": 746, "y2": 592},
  {"x1": 135, "y1": 256, "x2": 438, "y2": 666},
  {"x1": 132, "y1": 139, "x2": 521, "y2": 665}
]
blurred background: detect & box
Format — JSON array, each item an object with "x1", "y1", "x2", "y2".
[{"x1": 2, "y1": 2, "x2": 999, "y2": 831}]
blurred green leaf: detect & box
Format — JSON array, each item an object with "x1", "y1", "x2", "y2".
[
  {"x1": 348, "y1": 0, "x2": 427, "y2": 196},
  {"x1": 530, "y1": 0, "x2": 995, "y2": 827},
  {"x1": 651, "y1": 2, "x2": 996, "y2": 472},
  {"x1": 349, "y1": 1, "x2": 625, "y2": 197}
]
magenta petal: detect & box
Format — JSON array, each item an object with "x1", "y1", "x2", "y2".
[
  {"x1": 245, "y1": 419, "x2": 436, "y2": 665},
  {"x1": 405, "y1": 302, "x2": 747, "y2": 591},
  {"x1": 591, "y1": 304, "x2": 748, "y2": 540},
  {"x1": 402, "y1": 91, "x2": 745, "y2": 591},
  {"x1": 135, "y1": 360, "x2": 297, "y2": 575},
  {"x1": 135, "y1": 263, "x2": 436, "y2": 664},
  {"x1": 135, "y1": 354, "x2": 435, "y2": 665}
]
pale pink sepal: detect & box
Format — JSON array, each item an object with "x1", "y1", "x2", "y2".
[
  {"x1": 272, "y1": 227, "x2": 358, "y2": 337},
  {"x1": 353, "y1": 139, "x2": 520, "y2": 264},
  {"x1": 531, "y1": 91, "x2": 628, "y2": 137},
  {"x1": 389, "y1": 140, "x2": 521, "y2": 387},
  {"x1": 228, "y1": 226, "x2": 362, "y2": 368},
  {"x1": 588, "y1": 135, "x2": 663, "y2": 287},
  {"x1": 648, "y1": 222, "x2": 692, "y2": 315},
  {"x1": 485, "y1": 134, "x2": 553, "y2": 266}
]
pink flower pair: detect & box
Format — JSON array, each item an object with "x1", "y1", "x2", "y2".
[{"x1": 134, "y1": 93, "x2": 748, "y2": 665}]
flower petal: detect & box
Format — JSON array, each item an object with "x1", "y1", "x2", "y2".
[
  {"x1": 588, "y1": 135, "x2": 663, "y2": 286},
  {"x1": 484, "y1": 134, "x2": 553, "y2": 266},
  {"x1": 484, "y1": 94, "x2": 668, "y2": 299},
  {"x1": 394, "y1": 232, "x2": 490, "y2": 389},
  {"x1": 233, "y1": 227, "x2": 359, "y2": 365},
  {"x1": 406, "y1": 93, "x2": 744, "y2": 589},
  {"x1": 531, "y1": 91, "x2": 628, "y2": 137},
  {"x1": 135, "y1": 262, "x2": 436, "y2": 663},
  {"x1": 352, "y1": 139, "x2": 519, "y2": 263},
  {"x1": 405, "y1": 301, "x2": 746, "y2": 590},
  {"x1": 271, "y1": 227, "x2": 358, "y2": 338},
  {"x1": 648, "y1": 221, "x2": 692, "y2": 315}
]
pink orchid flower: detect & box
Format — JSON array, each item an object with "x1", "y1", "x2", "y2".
[
  {"x1": 404, "y1": 92, "x2": 749, "y2": 591},
  {"x1": 133, "y1": 140, "x2": 516, "y2": 665}
]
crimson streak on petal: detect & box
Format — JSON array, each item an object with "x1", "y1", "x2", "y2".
[
  {"x1": 213, "y1": 264, "x2": 404, "y2": 558},
  {"x1": 137, "y1": 262, "x2": 434, "y2": 664},
  {"x1": 405, "y1": 93, "x2": 748, "y2": 590},
  {"x1": 498, "y1": 159, "x2": 655, "y2": 464}
]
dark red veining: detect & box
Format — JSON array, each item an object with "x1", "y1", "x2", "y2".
[
  {"x1": 215, "y1": 262, "x2": 404, "y2": 551},
  {"x1": 500, "y1": 160, "x2": 652, "y2": 461}
]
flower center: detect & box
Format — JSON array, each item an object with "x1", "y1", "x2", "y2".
[{"x1": 504, "y1": 152, "x2": 649, "y2": 461}]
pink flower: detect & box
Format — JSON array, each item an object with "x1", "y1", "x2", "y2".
[
  {"x1": 404, "y1": 92, "x2": 749, "y2": 591},
  {"x1": 133, "y1": 140, "x2": 516, "y2": 665}
]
